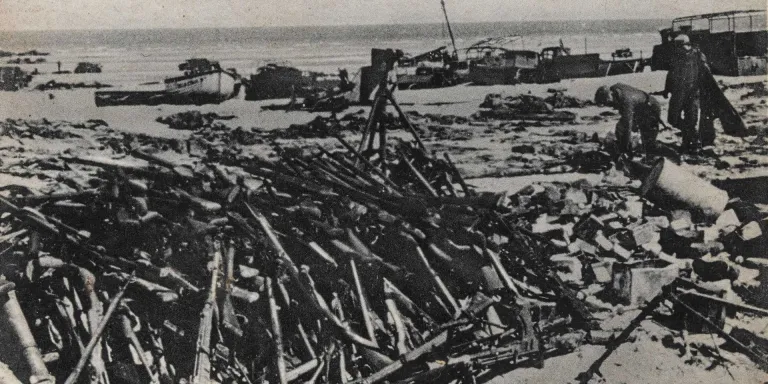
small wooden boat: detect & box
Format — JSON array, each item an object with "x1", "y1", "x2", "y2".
[{"x1": 95, "y1": 59, "x2": 239, "y2": 107}]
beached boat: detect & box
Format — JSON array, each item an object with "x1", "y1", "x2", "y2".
[
  {"x1": 395, "y1": 46, "x2": 462, "y2": 89},
  {"x1": 392, "y1": 0, "x2": 466, "y2": 90},
  {"x1": 465, "y1": 36, "x2": 649, "y2": 85},
  {"x1": 651, "y1": 9, "x2": 767, "y2": 76},
  {"x1": 242, "y1": 63, "x2": 343, "y2": 101},
  {"x1": 95, "y1": 59, "x2": 239, "y2": 107},
  {"x1": 537, "y1": 45, "x2": 650, "y2": 83},
  {"x1": 465, "y1": 36, "x2": 540, "y2": 85}
]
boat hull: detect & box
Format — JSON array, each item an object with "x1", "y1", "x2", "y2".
[
  {"x1": 95, "y1": 70, "x2": 239, "y2": 107},
  {"x1": 469, "y1": 55, "x2": 649, "y2": 85},
  {"x1": 164, "y1": 70, "x2": 238, "y2": 102}
]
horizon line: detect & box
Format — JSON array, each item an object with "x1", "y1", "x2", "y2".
[{"x1": 0, "y1": 17, "x2": 671, "y2": 33}]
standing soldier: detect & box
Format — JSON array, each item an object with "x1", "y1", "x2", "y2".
[
  {"x1": 663, "y1": 34, "x2": 710, "y2": 155},
  {"x1": 595, "y1": 83, "x2": 662, "y2": 159}
]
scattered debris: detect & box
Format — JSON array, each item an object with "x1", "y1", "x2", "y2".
[
  {"x1": 0, "y1": 89, "x2": 767, "y2": 384},
  {"x1": 156, "y1": 111, "x2": 237, "y2": 131},
  {"x1": 545, "y1": 90, "x2": 594, "y2": 108},
  {"x1": 475, "y1": 93, "x2": 578, "y2": 122}
]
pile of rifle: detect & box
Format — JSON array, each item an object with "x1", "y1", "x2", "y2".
[{"x1": 0, "y1": 131, "x2": 599, "y2": 384}]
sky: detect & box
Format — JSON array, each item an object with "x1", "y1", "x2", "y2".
[{"x1": 0, "y1": 0, "x2": 765, "y2": 31}]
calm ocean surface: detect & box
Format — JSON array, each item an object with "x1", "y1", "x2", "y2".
[{"x1": 0, "y1": 20, "x2": 668, "y2": 87}]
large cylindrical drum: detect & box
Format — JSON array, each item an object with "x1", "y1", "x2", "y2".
[{"x1": 641, "y1": 158, "x2": 729, "y2": 220}]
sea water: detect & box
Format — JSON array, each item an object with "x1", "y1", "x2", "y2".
[{"x1": 0, "y1": 20, "x2": 666, "y2": 87}]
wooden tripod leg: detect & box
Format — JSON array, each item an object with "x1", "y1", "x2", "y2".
[
  {"x1": 384, "y1": 89, "x2": 426, "y2": 152},
  {"x1": 357, "y1": 86, "x2": 386, "y2": 156},
  {"x1": 379, "y1": 117, "x2": 387, "y2": 170}
]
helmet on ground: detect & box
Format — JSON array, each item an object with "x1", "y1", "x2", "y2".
[
  {"x1": 594, "y1": 85, "x2": 612, "y2": 106},
  {"x1": 674, "y1": 34, "x2": 690, "y2": 45}
]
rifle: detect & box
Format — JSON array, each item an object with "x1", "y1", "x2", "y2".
[
  {"x1": 0, "y1": 281, "x2": 55, "y2": 384},
  {"x1": 190, "y1": 239, "x2": 222, "y2": 384},
  {"x1": 64, "y1": 273, "x2": 133, "y2": 384},
  {"x1": 241, "y1": 203, "x2": 380, "y2": 350},
  {"x1": 0, "y1": 196, "x2": 198, "y2": 294}
]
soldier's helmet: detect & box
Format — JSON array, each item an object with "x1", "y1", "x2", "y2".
[
  {"x1": 594, "y1": 85, "x2": 612, "y2": 106},
  {"x1": 674, "y1": 34, "x2": 691, "y2": 45}
]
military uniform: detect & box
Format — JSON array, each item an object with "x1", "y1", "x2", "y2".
[
  {"x1": 665, "y1": 46, "x2": 708, "y2": 151},
  {"x1": 607, "y1": 83, "x2": 662, "y2": 156}
]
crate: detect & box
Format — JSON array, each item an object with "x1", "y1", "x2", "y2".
[{"x1": 612, "y1": 259, "x2": 679, "y2": 306}]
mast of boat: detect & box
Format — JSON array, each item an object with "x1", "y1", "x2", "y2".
[{"x1": 440, "y1": 0, "x2": 458, "y2": 58}]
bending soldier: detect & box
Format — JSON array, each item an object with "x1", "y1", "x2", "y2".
[
  {"x1": 595, "y1": 83, "x2": 661, "y2": 159},
  {"x1": 663, "y1": 34, "x2": 710, "y2": 154}
]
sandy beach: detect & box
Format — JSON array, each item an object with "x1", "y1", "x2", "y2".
[{"x1": 3, "y1": 70, "x2": 767, "y2": 189}]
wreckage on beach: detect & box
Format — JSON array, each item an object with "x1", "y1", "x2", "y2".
[
  {"x1": 2, "y1": 94, "x2": 768, "y2": 382},
  {"x1": 0, "y1": 66, "x2": 32, "y2": 91},
  {"x1": 651, "y1": 9, "x2": 768, "y2": 76},
  {"x1": 395, "y1": 46, "x2": 463, "y2": 90},
  {"x1": 94, "y1": 58, "x2": 240, "y2": 107},
  {"x1": 242, "y1": 63, "x2": 345, "y2": 101},
  {"x1": 466, "y1": 36, "x2": 650, "y2": 85}
]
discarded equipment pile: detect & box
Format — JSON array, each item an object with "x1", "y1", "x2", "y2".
[
  {"x1": 1, "y1": 127, "x2": 768, "y2": 384},
  {"x1": 475, "y1": 93, "x2": 581, "y2": 123}
]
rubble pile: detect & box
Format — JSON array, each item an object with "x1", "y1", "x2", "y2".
[
  {"x1": 1, "y1": 120, "x2": 768, "y2": 384},
  {"x1": 474, "y1": 93, "x2": 578, "y2": 123},
  {"x1": 507, "y1": 170, "x2": 765, "y2": 309}
]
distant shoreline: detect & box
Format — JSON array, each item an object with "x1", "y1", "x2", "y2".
[{"x1": 0, "y1": 19, "x2": 670, "y2": 34}]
